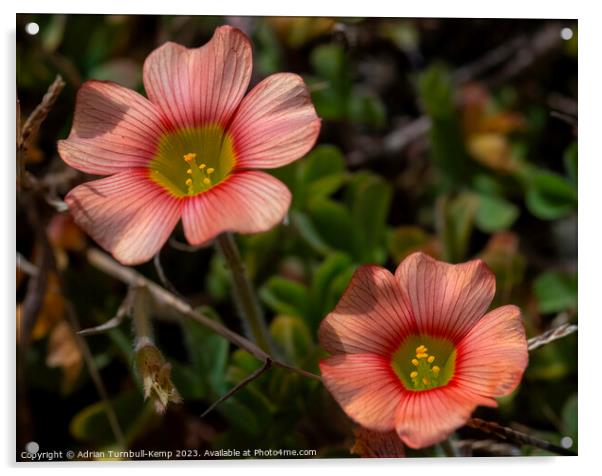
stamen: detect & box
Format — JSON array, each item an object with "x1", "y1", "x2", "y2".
[
  {"x1": 409, "y1": 343, "x2": 442, "y2": 390},
  {"x1": 182, "y1": 154, "x2": 216, "y2": 195},
  {"x1": 183, "y1": 153, "x2": 196, "y2": 163}
]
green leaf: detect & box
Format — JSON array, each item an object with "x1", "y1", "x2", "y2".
[
  {"x1": 533, "y1": 271, "x2": 578, "y2": 314},
  {"x1": 346, "y1": 172, "x2": 393, "y2": 263},
  {"x1": 70, "y1": 390, "x2": 145, "y2": 446},
  {"x1": 301, "y1": 145, "x2": 346, "y2": 200},
  {"x1": 437, "y1": 193, "x2": 479, "y2": 262},
  {"x1": 307, "y1": 198, "x2": 355, "y2": 256},
  {"x1": 270, "y1": 315, "x2": 313, "y2": 365},
  {"x1": 418, "y1": 64, "x2": 468, "y2": 187},
  {"x1": 525, "y1": 169, "x2": 577, "y2": 220},
  {"x1": 290, "y1": 210, "x2": 332, "y2": 256},
  {"x1": 387, "y1": 226, "x2": 433, "y2": 264},
  {"x1": 181, "y1": 308, "x2": 229, "y2": 394},
  {"x1": 475, "y1": 194, "x2": 519, "y2": 233},
  {"x1": 562, "y1": 394, "x2": 578, "y2": 447},
  {"x1": 349, "y1": 93, "x2": 387, "y2": 128},
  {"x1": 259, "y1": 277, "x2": 309, "y2": 319},
  {"x1": 170, "y1": 361, "x2": 207, "y2": 400},
  {"x1": 310, "y1": 253, "x2": 353, "y2": 315},
  {"x1": 309, "y1": 44, "x2": 351, "y2": 120}
]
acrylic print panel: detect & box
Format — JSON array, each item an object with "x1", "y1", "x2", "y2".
[{"x1": 16, "y1": 13, "x2": 577, "y2": 461}]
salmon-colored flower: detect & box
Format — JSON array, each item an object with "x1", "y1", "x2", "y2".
[
  {"x1": 58, "y1": 26, "x2": 320, "y2": 265},
  {"x1": 319, "y1": 252, "x2": 528, "y2": 449}
]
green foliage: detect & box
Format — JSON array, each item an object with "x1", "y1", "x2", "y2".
[
  {"x1": 436, "y1": 193, "x2": 479, "y2": 262},
  {"x1": 475, "y1": 193, "x2": 519, "y2": 233},
  {"x1": 533, "y1": 271, "x2": 578, "y2": 314},
  {"x1": 419, "y1": 64, "x2": 469, "y2": 187},
  {"x1": 308, "y1": 44, "x2": 386, "y2": 128},
  {"x1": 525, "y1": 169, "x2": 577, "y2": 220}
]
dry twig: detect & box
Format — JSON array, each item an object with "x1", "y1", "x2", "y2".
[
  {"x1": 466, "y1": 418, "x2": 575, "y2": 456},
  {"x1": 527, "y1": 323, "x2": 578, "y2": 351}
]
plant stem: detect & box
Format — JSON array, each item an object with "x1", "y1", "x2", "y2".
[
  {"x1": 131, "y1": 287, "x2": 154, "y2": 348},
  {"x1": 216, "y1": 233, "x2": 273, "y2": 353}
]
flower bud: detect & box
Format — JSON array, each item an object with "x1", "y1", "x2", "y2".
[{"x1": 134, "y1": 339, "x2": 181, "y2": 414}]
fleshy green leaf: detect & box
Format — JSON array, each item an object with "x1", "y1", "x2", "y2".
[
  {"x1": 525, "y1": 169, "x2": 577, "y2": 220},
  {"x1": 260, "y1": 276, "x2": 309, "y2": 319},
  {"x1": 533, "y1": 271, "x2": 578, "y2": 314},
  {"x1": 475, "y1": 194, "x2": 519, "y2": 233},
  {"x1": 346, "y1": 172, "x2": 393, "y2": 263},
  {"x1": 182, "y1": 308, "x2": 229, "y2": 394},
  {"x1": 270, "y1": 315, "x2": 313, "y2": 365}
]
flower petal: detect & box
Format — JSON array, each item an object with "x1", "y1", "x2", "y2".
[
  {"x1": 229, "y1": 73, "x2": 321, "y2": 169},
  {"x1": 395, "y1": 252, "x2": 496, "y2": 343},
  {"x1": 320, "y1": 353, "x2": 404, "y2": 432},
  {"x1": 65, "y1": 169, "x2": 183, "y2": 265},
  {"x1": 319, "y1": 265, "x2": 416, "y2": 356},
  {"x1": 395, "y1": 384, "x2": 496, "y2": 449},
  {"x1": 143, "y1": 25, "x2": 252, "y2": 130},
  {"x1": 58, "y1": 81, "x2": 168, "y2": 175},
  {"x1": 454, "y1": 305, "x2": 528, "y2": 398},
  {"x1": 181, "y1": 171, "x2": 290, "y2": 245}
]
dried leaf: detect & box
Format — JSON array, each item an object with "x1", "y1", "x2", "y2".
[
  {"x1": 46, "y1": 320, "x2": 83, "y2": 393},
  {"x1": 351, "y1": 427, "x2": 405, "y2": 458}
]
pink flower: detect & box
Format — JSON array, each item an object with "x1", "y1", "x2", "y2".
[
  {"x1": 319, "y1": 252, "x2": 528, "y2": 449},
  {"x1": 58, "y1": 26, "x2": 320, "y2": 265}
]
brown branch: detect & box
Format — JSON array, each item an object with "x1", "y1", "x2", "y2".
[
  {"x1": 528, "y1": 323, "x2": 577, "y2": 351},
  {"x1": 466, "y1": 418, "x2": 576, "y2": 456},
  {"x1": 17, "y1": 75, "x2": 66, "y2": 190},
  {"x1": 454, "y1": 438, "x2": 521, "y2": 457},
  {"x1": 66, "y1": 303, "x2": 127, "y2": 447},
  {"x1": 77, "y1": 287, "x2": 138, "y2": 336},
  {"x1": 87, "y1": 248, "x2": 275, "y2": 365}
]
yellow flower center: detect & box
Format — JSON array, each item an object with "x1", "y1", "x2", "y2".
[
  {"x1": 149, "y1": 125, "x2": 236, "y2": 197},
  {"x1": 409, "y1": 344, "x2": 442, "y2": 390},
  {"x1": 391, "y1": 335, "x2": 456, "y2": 391}
]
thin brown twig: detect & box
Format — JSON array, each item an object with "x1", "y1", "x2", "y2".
[
  {"x1": 454, "y1": 438, "x2": 521, "y2": 457},
  {"x1": 85, "y1": 247, "x2": 323, "y2": 416},
  {"x1": 77, "y1": 287, "x2": 138, "y2": 336},
  {"x1": 87, "y1": 248, "x2": 271, "y2": 364},
  {"x1": 527, "y1": 323, "x2": 577, "y2": 351},
  {"x1": 466, "y1": 418, "x2": 575, "y2": 456},
  {"x1": 18, "y1": 190, "x2": 126, "y2": 449},
  {"x1": 200, "y1": 358, "x2": 273, "y2": 418},
  {"x1": 65, "y1": 303, "x2": 127, "y2": 448},
  {"x1": 17, "y1": 75, "x2": 66, "y2": 191},
  {"x1": 153, "y1": 251, "x2": 185, "y2": 299}
]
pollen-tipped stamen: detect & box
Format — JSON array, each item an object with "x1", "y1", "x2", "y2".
[
  {"x1": 182, "y1": 153, "x2": 215, "y2": 195},
  {"x1": 410, "y1": 344, "x2": 442, "y2": 390}
]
